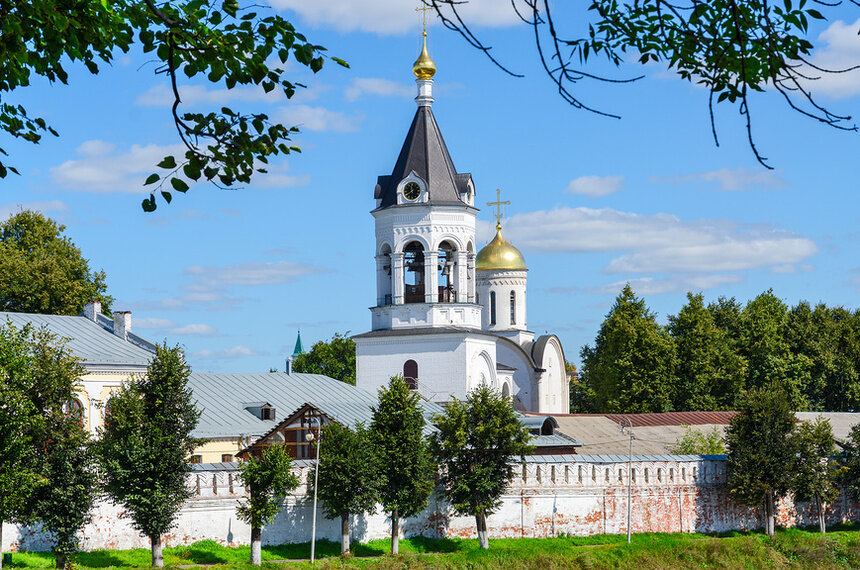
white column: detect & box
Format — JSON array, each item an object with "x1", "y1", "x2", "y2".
[
  {"x1": 391, "y1": 252, "x2": 405, "y2": 305},
  {"x1": 467, "y1": 254, "x2": 476, "y2": 303},
  {"x1": 425, "y1": 251, "x2": 438, "y2": 303},
  {"x1": 455, "y1": 251, "x2": 468, "y2": 303}
]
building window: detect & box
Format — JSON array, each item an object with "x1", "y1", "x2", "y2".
[
  {"x1": 221, "y1": 454, "x2": 233, "y2": 463},
  {"x1": 65, "y1": 399, "x2": 84, "y2": 423},
  {"x1": 190, "y1": 455, "x2": 203, "y2": 464},
  {"x1": 404, "y1": 360, "x2": 418, "y2": 390},
  {"x1": 261, "y1": 405, "x2": 276, "y2": 421},
  {"x1": 403, "y1": 241, "x2": 425, "y2": 303},
  {"x1": 510, "y1": 291, "x2": 516, "y2": 325},
  {"x1": 490, "y1": 291, "x2": 496, "y2": 325}
]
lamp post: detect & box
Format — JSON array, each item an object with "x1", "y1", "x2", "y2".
[
  {"x1": 305, "y1": 419, "x2": 322, "y2": 564},
  {"x1": 619, "y1": 417, "x2": 633, "y2": 544}
]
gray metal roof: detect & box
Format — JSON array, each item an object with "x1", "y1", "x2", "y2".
[
  {"x1": 794, "y1": 412, "x2": 860, "y2": 444},
  {"x1": 189, "y1": 372, "x2": 445, "y2": 439},
  {"x1": 531, "y1": 433, "x2": 583, "y2": 447},
  {"x1": 374, "y1": 106, "x2": 472, "y2": 209},
  {"x1": 0, "y1": 311, "x2": 156, "y2": 368}
]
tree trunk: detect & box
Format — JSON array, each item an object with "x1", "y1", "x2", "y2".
[
  {"x1": 475, "y1": 512, "x2": 489, "y2": 550},
  {"x1": 341, "y1": 512, "x2": 350, "y2": 556},
  {"x1": 250, "y1": 526, "x2": 262, "y2": 566},
  {"x1": 391, "y1": 509, "x2": 399, "y2": 555},
  {"x1": 151, "y1": 534, "x2": 164, "y2": 568},
  {"x1": 764, "y1": 491, "x2": 775, "y2": 537},
  {"x1": 1, "y1": 520, "x2": 4, "y2": 570},
  {"x1": 817, "y1": 496, "x2": 826, "y2": 535},
  {"x1": 55, "y1": 553, "x2": 68, "y2": 569}
]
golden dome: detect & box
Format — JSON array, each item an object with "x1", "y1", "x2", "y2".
[
  {"x1": 475, "y1": 225, "x2": 527, "y2": 271},
  {"x1": 412, "y1": 32, "x2": 436, "y2": 79}
]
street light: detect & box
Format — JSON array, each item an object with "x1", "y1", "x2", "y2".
[
  {"x1": 305, "y1": 419, "x2": 322, "y2": 564},
  {"x1": 619, "y1": 417, "x2": 633, "y2": 544}
]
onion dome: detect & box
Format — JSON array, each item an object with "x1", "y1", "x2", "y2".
[
  {"x1": 412, "y1": 32, "x2": 436, "y2": 79},
  {"x1": 475, "y1": 224, "x2": 526, "y2": 271}
]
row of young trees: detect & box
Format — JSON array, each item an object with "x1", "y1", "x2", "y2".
[
  {"x1": 240, "y1": 376, "x2": 533, "y2": 561},
  {"x1": 726, "y1": 383, "x2": 860, "y2": 536},
  {"x1": 0, "y1": 322, "x2": 200, "y2": 569},
  {"x1": 576, "y1": 285, "x2": 860, "y2": 413}
]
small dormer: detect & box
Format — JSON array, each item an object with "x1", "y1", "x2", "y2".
[{"x1": 244, "y1": 402, "x2": 276, "y2": 421}]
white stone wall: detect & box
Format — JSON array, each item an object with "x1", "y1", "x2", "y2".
[
  {"x1": 355, "y1": 332, "x2": 497, "y2": 402},
  {"x1": 7, "y1": 456, "x2": 860, "y2": 553}
]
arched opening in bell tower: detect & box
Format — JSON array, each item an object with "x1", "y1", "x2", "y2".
[
  {"x1": 437, "y1": 240, "x2": 457, "y2": 303},
  {"x1": 403, "y1": 241, "x2": 425, "y2": 303}
]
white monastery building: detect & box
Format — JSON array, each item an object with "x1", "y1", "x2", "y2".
[{"x1": 354, "y1": 35, "x2": 568, "y2": 413}]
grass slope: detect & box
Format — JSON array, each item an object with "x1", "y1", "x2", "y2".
[{"x1": 5, "y1": 528, "x2": 860, "y2": 569}]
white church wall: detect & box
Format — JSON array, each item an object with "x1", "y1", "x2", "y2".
[
  {"x1": 495, "y1": 339, "x2": 537, "y2": 411},
  {"x1": 7, "y1": 457, "x2": 860, "y2": 553},
  {"x1": 357, "y1": 333, "x2": 495, "y2": 402}
]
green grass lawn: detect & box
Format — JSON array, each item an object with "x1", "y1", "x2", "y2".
[{"x1": 5, "y1": 528, "x2": 860, "y2": 569}]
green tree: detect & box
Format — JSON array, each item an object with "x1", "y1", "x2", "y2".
[
  {"x1": 96, "y1": 344, "x2": 201, "y2": 567},
  {"x1": 370, "y1": 376, "x2": 435, "y2": 555},
  {"x1": 0, "y1": 1, "x2": 346, "y2": 211},
  {"x1": 580, "y1": 284, "x2": 677, "y2": 413},
  {"x1": 725, "y1": 385, "x2": 797, "y2": 537},
  {"x1": 669, "y1": 425, "x2": 725, "y2": 455},
  {"x1": 0, "y1": 211, "x2": 113, "y2": 315},
  {"x1": 430, "y1": 0, "x2": 855, "y2": 169},
  {"x1": 739, "y1": 291, "x2": 810, "y2": 409},
  {"x1": 792, "y1": 417, "x2": 841, "y2": 534},
  {"x1": 668, "y1": 292, "x2": 747, "y2": 410},
  {"x1": 312, "y1": 422, "x2": 381, "y2": 555},
  {"x1": 236, "y1": 445, "x2": 300, "y2": 566},
  {"x1": 430, "y1": 385, "x2": 533, "y2": 550},
  {"x1": 0, "y1": 324, "x2": 42, "y2": 570},
  {"x1": 292, "y1": 333, "x2": 356, "y2": 386}
]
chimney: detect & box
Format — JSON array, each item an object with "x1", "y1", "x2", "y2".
[
  {"x1": 286, "y1": 357, "x2": 293, "y2": 375},
  {"x1": 113, "y1": 311, "x2": 131, "y2": 340},
  {"x1": 83, "y1": 301, "x2": 101, "y2": 321}
]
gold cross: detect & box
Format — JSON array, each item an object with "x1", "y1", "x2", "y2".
[
  {"x1": 487, "y1": 188, "x2": 510, "y2": 230},
  {"x1": 416, "y1": 2, "x2": 431, "y2": 35}
]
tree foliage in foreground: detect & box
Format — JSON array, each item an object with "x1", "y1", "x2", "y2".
[
  {"x1": 313, "y1": 422, "x2": 381, "y2": 555},
  {"x1": 97, "y1": 344, "x2": 201, "y2": 568},
  {"x1": 429, "y1": 0, "x2": 858, "y2": 168},
  {"x1": 792, "y1": 417, "x2": 841, "y2": 534},
  {"x1": 236, "y1": 445, "x2": 300, "y2": 566},
  {"x1": 0, "y1": 211, "x2": 113, "y2": 315},
  {"x1": 725, "y1": 385, "x2": 796, "y2": 537},
  {"x1": 292, "y1": 332, "x2": 356, "y2": 386},
  {"x1": 669, "y1": 425, "x2": 725, "y2": 455},
  {"x1": 0, "y1": 1, "x2": 347, "y2": 211},
  {"x1": 430, "y1": 385, "x2": 533, "y2": 550},
  {"x1": 370, "y1": 375, "x2": 435, "y2": 555}
]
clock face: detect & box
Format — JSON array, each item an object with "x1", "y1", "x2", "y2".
[{"x1": 403, "y1": 181, "x2": 421, "y2": 201}]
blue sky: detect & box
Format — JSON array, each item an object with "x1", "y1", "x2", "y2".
[{"x1": 2, "y1": 2, "x2": 860, "y2": 373}]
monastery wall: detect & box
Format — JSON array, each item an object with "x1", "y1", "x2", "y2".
[{"x1": 6, "y1": 456, "x2": 860, "y2": 552}]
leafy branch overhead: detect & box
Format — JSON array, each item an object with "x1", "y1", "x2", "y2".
[
  {"x1": 0, "y1": 1, "x2": 348, "y2": 211},
  {"x1": 429, "y1": 0, "x2": 858, "y2": 168}
]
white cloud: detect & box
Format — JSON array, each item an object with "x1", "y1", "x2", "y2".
[
  {"x1": 802, "y1": 19, "x2": 860, "y2": 99},
  {"x1": 565, "y1": 174, "x2": 625, "y2": 197},
  {"x1": 486, "y1": 206, "x2": 818, "y2": 274},
  {"x1": 274, "y1": 105, "x2": 362, "y2": 132},
  {"x1": 50, "y1": 141, "x2": 186, "y2": 193},
  {"x1": 184, "y1": 260, "x2": 327, "y2": 290},
  {"x1": 345, "y1": 78, "x2": 413, "y2": 102},
  {"x1": 272, "y1": 0, "x2": 519, "y2": 34},
  {"x1": 170, "y1": 323, "x2": 219, "y2": 336},
  {"x1": 135, "y1": 82, "x2": 327, "y2": 107},
  {"x1": 131, "y1": 292, "x2": 248, "y2": 312},
  {"x1": 0, "y1": 200, "x2": 67, "y2": 220},
  {"x1": 653, "y1": 168, "x2": 787, "y2": 191},
  {"x1": 193, "y1": 345, "x2": 260, "y2": 359},
  {"x1": 250, "y1": 161, "x2": 311, "y2": 189},
  {"x1": 590, "y1": 274, "x2": 744, "y2": 296},
  {"x1": 133, "y1": 317, "x2": 175, "y2": 329}
]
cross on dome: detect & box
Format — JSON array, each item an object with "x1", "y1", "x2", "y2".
[{"x1": 487, "y1": 188, "x2": 510, "y2": 230}]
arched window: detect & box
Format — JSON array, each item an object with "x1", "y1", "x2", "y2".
[
  {"x1": 490, "y1": 291, "x2": 496, "y2": 325},
  {"x1": 65, "y1": 399, "x2": 84, "y2": 424},
  {"x1": 502, "y1": 383, "x2": 510, "y2": 398},
  {"x1": 437, "y1": 241, "x2": 457, "y2": 302},
  {"x1": 510, "y1": 290, "x2": 516, "y2": 325},
  {"x1": 403, "y1": 360, "x2": 418, "y2": 390},
  {"x1": 403, "y1": 242, "x2": 425, "y2": 303},
  {"x1": 103, "y1": 398, "x2": 114, "y2": 429}
]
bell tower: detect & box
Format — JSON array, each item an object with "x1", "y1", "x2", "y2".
[{"x1": 368, "y1": 29, "x2": 482, "y2": 332}]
